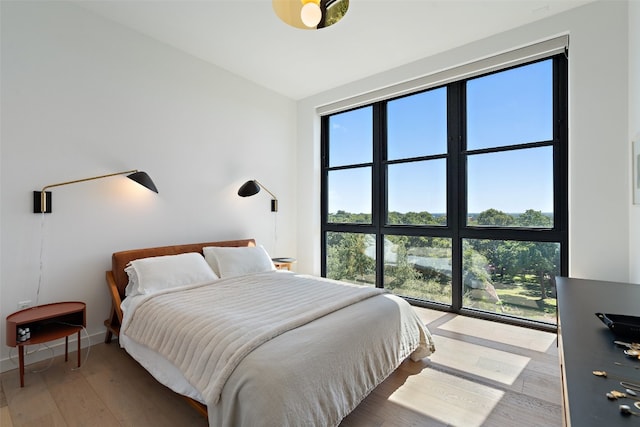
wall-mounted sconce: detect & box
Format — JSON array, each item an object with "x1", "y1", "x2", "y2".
[
  {"x1": 33, "y1": 170, "x2": 158, "y2": 213},
  {"x1": 238, "y1": 180, "x2": 278, "y2": 212}
]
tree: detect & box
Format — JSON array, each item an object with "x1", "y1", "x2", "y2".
[
  {"x1": 385, "y1": 237, "x2": 421, "y2": 289},
  {"x1": 328, "y1": 210, "x2": 371, "y2": 224},
  {"x1": 327, "y1": 233, "x2": 375, "y2": 283},
  {"x1": 387, "y1": 211, "x2": 440, "y2": 225},
  {"x1": 516, "y1": 209, "x2": 552, "y2": 227},
  {"x1": 462, "y1": 246, "x2": 492, "y2": 288},
  {"x1": 495, "y1": 241, "x2": 559, "y2": 299},
  {"x1": 476, "y1": 209, "x2": 515, "y2": 226}
]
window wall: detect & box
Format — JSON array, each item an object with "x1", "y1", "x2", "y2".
[{"x1": 321, "y1": 54, "x2": 568, "y2": 329}]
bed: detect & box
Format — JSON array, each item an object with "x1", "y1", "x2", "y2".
[{"x1": 104, "y1": 238, "x2": 435, "y2": 427}]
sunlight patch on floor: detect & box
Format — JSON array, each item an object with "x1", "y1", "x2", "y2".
[
  {"x1": 429, "y1": 336, "x2": 530, "y2": 385},
  {"x1": 0, "y1": 406, "x2": 13, "y2": 427},
  {"x1": 439, "y1": 315, "x2": 556, "y2": 352},
  {"x1": 412, "y1": 307, "x2": 448, "y2": 325},
  {"x1": 388, "y1": 368, "x2": 504, "y2": 427}
]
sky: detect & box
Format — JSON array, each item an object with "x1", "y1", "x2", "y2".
[{"x1": 328, "y1": 59, "x2": 554, "y2": 215}]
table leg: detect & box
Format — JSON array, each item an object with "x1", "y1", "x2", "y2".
[
  {"x1": 18, "y1": 346, "x2": 24, "y2": 387},
  {"x1": 77, "y1": 330, "x2": 81, "y2": 367},
  {"x1": 64, "y1": 335, "x2": 69, "y2": 362}
]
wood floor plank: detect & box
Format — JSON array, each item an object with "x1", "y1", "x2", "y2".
[
  {"x1": 1, "y1": 362, "x2": 67, "y2": 427},
  {"x1": 413, "y1": 308, "x2": 449, "y2": 326},
  {"x1": 2, "y1": 309, "x2": 562, "y2": 427},
  {"x1": 387, "y1": 368, "x2": 505, "y2": 427},
  {"x1": 0, "y1": 379, "x2": 7, "y2": 407},
  {"x1": 1, "y1": 406, "x2": 14, "y2": 427},
  {"x1": 515, "y1": 364, "x2": 563, "y2": 404},
  {"x1": 41, "y1": 358, "x2": 120, "y2": 427},
  {"x1": 428, "y1": 335, "x2": 531, "y2": 385},
  {"x1": 341, "y1": 369, "x2": 449, "y2": 427},
  {"x1": 84, "y1": 345, "x2": 206, "y2": 427},
  {"x1": 483, "y1": 388, "x2": 564, "y2": 427},
  {"x1": 438, "y1": 315, "x2": 557, "y2": 352}
]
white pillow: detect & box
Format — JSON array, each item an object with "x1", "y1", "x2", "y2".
[
  {"x1": 203, "y1": 245, "x2": 276, "y2": 278},
  {"x1": 124, "y1": 252, "x2": 218, "y2": 296},
  {"x1": 124, "y1": 264, "x2": 140, "y2": 297}
]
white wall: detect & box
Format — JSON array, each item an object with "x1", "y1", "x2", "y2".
[
  {"x1": 2, "y1": 0, "x2": 635, "y2": 373},
  {"x1": 296, "y1": 0, "x2": 631, "y2": 282},
  {"x1": 0, "y1": 2, "x2": 297, "y2": 369},
  {"x1": 630, "y1": 0, "x2": 640, "y2": 284}
]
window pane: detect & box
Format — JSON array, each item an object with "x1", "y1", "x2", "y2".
[
  {"x1": 326, "y1": 232, "x2": 376, "y2": 286},
  {"x1": 387, "y1": 88, "x2": 447, "y2": 160},
  {"x1": 328, "y1": 106, "x2": 372, "y2": 167},
  {"x1": 321, "y1": 53, "x2": 566, "y2": 329},
  {"x1": 467, "y1": 146, "x2": 553, "y2": 227},
  {"x1": 467, "y1": 60, "x2": 553, "y2": 150},
  {"x1": 387, "y1": 159, "x2": 447, "y2": 225},
  {"x1": 328, "y1": 167, "x2": 371, "y2": 223},
  {"x1": 462, "y1": 239, "x2": 559, "y2": 324},
  {"x1": 383, "y1": 235, "x2": 452, "y2": 304}
]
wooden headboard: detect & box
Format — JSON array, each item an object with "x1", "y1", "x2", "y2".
[
  {"x1": 110, "y1": 238, "x2": 255, "y2": 298},
  {"x1": 104, "y1": 238, "x2": 255, "y2": 344}
]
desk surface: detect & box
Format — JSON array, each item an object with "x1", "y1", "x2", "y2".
[{"x1": 556, "y1": 277, "x2": 640, "y2": 426}]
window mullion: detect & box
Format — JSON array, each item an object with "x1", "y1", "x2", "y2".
[
  {"x1": 320, "y1": 115, "x2": 329, "y2": 278},
  {"x1": 373, "y1": 102, "x2": 385, "y2": 288},
  {"x1": 449, "y1": 81, "x2": 464, "y2": 311},
  {"x1": 554, "y1": 54, "x2": 569, "y2": 276}
]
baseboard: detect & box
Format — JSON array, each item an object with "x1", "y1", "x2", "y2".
[{"x1": 0, "y1": 330, "x2": 107, "y2": 374}]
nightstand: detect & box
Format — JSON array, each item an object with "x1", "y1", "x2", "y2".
[
  {"x1": 272, "y1": 257, "x2": 296, "y2": 271},
  {"x1": 6, "y1": 302, "x2": 86, "y2": 387}
]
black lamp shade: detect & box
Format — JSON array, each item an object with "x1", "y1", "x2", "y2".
[
  {"x1": 238, "y1": 180, "x2": 260, "y2": 197},
  {"x1": 127, "y1": 171, "x2": 158, "y2": 193}
]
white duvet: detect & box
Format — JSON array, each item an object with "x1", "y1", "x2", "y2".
[{"x1": 120, "y1": 271, "x2": 435, "y2": 427}]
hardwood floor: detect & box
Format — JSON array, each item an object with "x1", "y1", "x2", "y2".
[{"x1": 1, "y1": 307, "x2": 562, "y2": 426}]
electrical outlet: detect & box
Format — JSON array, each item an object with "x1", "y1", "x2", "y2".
[{"x1": 17, "y1": 300, "x2": 31, "y2": 309}]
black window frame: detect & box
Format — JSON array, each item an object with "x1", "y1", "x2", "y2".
[{"x1": 321, "y1": 53, "x2": 568, "y2": 331}]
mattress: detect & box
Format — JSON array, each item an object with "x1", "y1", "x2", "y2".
[{"x1": 119, "y1": 271, "x2": 434, "y2": 426}]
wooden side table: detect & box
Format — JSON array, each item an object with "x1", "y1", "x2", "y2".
[
  {"x1": 272, "y1": 257, "x2": 296, "y2": 271},
  {"x1": 5, "y1": 301, "x2": 86, "y2": 387}
]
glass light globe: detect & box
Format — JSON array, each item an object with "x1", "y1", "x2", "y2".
[{"x1": 300, "y1": 2, "x2": 322, "y2": 28}]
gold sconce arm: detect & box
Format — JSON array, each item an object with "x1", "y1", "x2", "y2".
[{"x1": 34, "y1": 169, "x2": 158, "y2": 213}]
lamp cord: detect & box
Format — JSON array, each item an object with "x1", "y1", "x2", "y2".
[
  {"x1": 273, "y1": 211, "x2": 278, "y2": 257},
  {"x1": 35, "y1": 212, "x2": 46, "y2": 307},
  {"x1": 8, "y1": 343, "x2": 55, "y2": 372},
  {"x1": 56, "y1": 322, "x2": 92, "y2": 370},
  {"x1": 7, "y1": 324, "x2": 91, "y2": 373}
]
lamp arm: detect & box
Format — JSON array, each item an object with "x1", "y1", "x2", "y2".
[
  {"x1": 39, "y1": 169, "x2": 139, "y2": 213},
  {"x1": 40, "y1": 169, "x2": 139, "y2": 192},
  {"x1": 253, "y1": 180, "x2": 278, "y2": 201}
]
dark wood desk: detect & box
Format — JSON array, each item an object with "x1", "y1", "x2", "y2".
[{"x1": 556, "y1": 277, "x2": 640, "y2": 426}]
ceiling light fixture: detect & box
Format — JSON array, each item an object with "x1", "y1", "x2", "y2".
[
  {"x1": 300, "y1": 0, "x2": 322, "y2": 28},
  {"x1": 272, "y1": 0, "x2": 348, "y2": 30}
]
